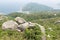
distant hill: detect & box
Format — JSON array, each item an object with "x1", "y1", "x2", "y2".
[
  {"x1": 22, "y1": 3, "x2": 53, "y2": 12},
  {"x1": 0, "y1": 2, "x2": 60, "y2": 14}
]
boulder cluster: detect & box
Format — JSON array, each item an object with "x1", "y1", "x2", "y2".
[
  {"x1": 2, "y1": 17, "x2": 35, "y2": 31},
  {"x1": 2, "y1": 17, "x2": 46, "y2": 40}
]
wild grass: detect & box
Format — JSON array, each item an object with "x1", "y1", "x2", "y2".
[{"x1": 0, "y1": 12, "x2": 60, "y2": 40}]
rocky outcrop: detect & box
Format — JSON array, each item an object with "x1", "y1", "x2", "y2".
[
  {"x1": 15, "y1": 17, "x2": 26, "y2": 24},
  {"x1": 18, "y1": 22, "x2": 35, "y2": 31},
  {"x1": 35, "y1": 23, "x2": 46, "y2": 40},
  {"x1": 2, "y1": 20, "x2": 18, "y2": 30},
  {"x1": 2, "y1": 17, "x2": 46, "y2": 40}
]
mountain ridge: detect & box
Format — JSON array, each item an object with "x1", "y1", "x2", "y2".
[{"x1": 22, "y1": 3, "x2": 53, "y2": 12}]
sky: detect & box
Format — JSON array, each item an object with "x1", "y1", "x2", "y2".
[
  {"x1": 0, "y1": 0, "x2": 60, "y2": 14},
  {"x1": 0, "y1": 0, "x2": 60, "y2": 9}
]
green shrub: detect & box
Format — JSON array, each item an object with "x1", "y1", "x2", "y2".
[{"x1": 24, "y1": 25, "x2": 42, "y2": 40}]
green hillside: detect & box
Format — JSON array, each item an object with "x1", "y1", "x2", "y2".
[
  {"x1": 0, "y1": 11, "x2": 60, "y2": 40},
  {"x1": 22, "y1": 3, "x2": 53, "y2": 12}
]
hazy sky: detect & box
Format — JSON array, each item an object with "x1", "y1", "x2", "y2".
[{"x1": 0, "y1": 0, "x2": 60, "y2": 9}]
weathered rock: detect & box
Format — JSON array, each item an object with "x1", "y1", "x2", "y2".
[
  {"x1": 2, "y1": 20, "x2": 18, "y2": 30},
  {"x1": 33, "y1": 23, "x2": 46, "y2": 40},
  {"x1": 18, "y1": 22, "x2": 46, "y2": 40},
  {"x1": 15, "y1": 17, "x2": 26, "y2": 24},
  {"x1": 18, "y1": 22, "x2": 35, "y2": 31},
  {"x1": 55, "y1": 21, "x2": 60, "y2": 24},
  {"x1": 28, "y1": 22, "x2": 35, "y2": 27}
]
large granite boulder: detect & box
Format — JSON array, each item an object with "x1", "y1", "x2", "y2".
[
  {"x1": 15, "y1": 17, "x2": 26, "y2": 24},
  {"x1": 17, "y1": 22, "x2": 35, "y2": 31},
  {"x1": 2, "y1": 20, "x2": 18, "y2": 30}
]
